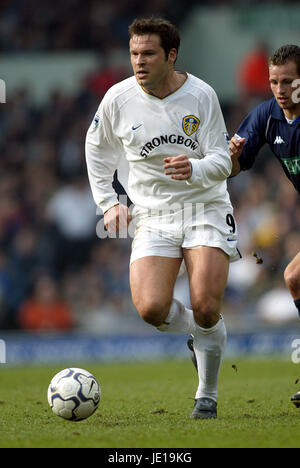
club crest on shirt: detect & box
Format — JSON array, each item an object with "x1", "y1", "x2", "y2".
[{"x1": 182, "y1": 115, "x2": 200, "y2": 136}]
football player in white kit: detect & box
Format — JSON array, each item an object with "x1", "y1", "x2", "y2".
[{"x1": 85, "y1": 17, "x2": 240, "y2": 419}]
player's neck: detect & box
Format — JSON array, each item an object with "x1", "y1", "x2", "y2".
[
  {"x1": 143, "y1": 71, "x2": 187, "y2": 99},
  {"x1": 283, "y1": 105, "x2": 300, "y2": 121}
]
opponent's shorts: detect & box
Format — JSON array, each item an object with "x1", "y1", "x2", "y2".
[{"x1": 130, "y1": 200, "x2": 241, "y2": 265}]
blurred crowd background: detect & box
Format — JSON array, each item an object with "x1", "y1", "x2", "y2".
[{"x1": 0, "y1": 0, "x2": 300, "y2": 333}]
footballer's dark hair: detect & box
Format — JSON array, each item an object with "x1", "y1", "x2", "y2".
[
  {"x1": 269, "y1": 45, "x2": 300, "y2": 76},
  {"x1": 128, "y1": 17, "x2": 180, "y2": 61}
]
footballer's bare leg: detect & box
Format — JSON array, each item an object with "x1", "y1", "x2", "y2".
[
  {"x1": 130, "y1": 256, "x2": 182, "y2": 327},
  {"x1": 183, "y1": 246, "x2": 229, "y2": 329},
  {"x1": 183, "y1": 246, "x2": 229, "y2": 419},
  {"x1": 130, "y1": 256, "x2": 196, "y2": 334},
  {"x1": 284, "y1": 251, "x2": 300, "y2": 317}
]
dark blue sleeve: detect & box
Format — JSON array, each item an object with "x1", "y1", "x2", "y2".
[{"x1": 236, "y1": 101, "x2": 270, "y2": 171}]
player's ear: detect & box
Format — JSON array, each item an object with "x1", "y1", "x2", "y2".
[{"x1": 168, "y1": 48, "x2": 177, "y2": 65}]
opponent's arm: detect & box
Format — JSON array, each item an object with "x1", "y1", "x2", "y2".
[
  {"x1": 229, "y1": 136, "x2": 246, "y2": 177},
  {"x1": 229, "y1": 101, "x2": 270, "y2": 177}
]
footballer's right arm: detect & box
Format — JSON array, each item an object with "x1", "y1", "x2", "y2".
[
  {"x1": 85, "y1": 99, "x2": 132, "y2": 234},
  {"x1": 104, "y1": 203, "x2": 132, "y2": 233},
  {"x1": 85, "y1": 99, "x2": 122, "y2": 215}
]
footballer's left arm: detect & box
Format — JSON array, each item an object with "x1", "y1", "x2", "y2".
[
  {"x1": 186, "y1": 89, "x2": 232, "y2": 188},
  {"x1": 163, "y1": 154, "x2": 192, "y2": 180}
]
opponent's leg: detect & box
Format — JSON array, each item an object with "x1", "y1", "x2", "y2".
[
  {"x1": 283, "y1": 252, "x2": 300, "y2": 405},
  {"x1": 284, "y1": 252, "x2": 300, "y2": 317},
  {"x1": 183, "y1": 246, "x2": 229, "y2": 419}
]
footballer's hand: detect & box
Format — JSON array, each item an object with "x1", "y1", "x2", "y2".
[
  {"x1": 230, "y1": 136, "x2": 245, "y2": 176},
  {"x1": 104, "y1": 203, "x2": 132, "y2": 233},
  {"x1": 163, "y1": 154, "x2": 192, "y2": 180},
  {"x1": 230, "y1": 136, "x2": 245, "y2": 159}
]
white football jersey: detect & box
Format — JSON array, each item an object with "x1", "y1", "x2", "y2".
[{"x1": 85, "y1": 73, "x2": 232, "y2": 214}]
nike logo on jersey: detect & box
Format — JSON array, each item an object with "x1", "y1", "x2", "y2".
[
  {"x1": 274, "y1": 136, "x2": 285, "y2": 144},
  {"x1": 132, "y1": 124, "x2": 143, "y2": 130}
]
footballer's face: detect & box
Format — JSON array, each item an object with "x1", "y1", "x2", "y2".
[
  {"x1": 269, "y1": 60, "x2": 300, "y2": 117},
  {"x1": 130, "y1": 34, "x2": 177, "y2": 95}
]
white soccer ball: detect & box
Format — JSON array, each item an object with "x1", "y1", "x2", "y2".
[{"x1": 47, "y1": 368, "x2": 101, "y2": 421}]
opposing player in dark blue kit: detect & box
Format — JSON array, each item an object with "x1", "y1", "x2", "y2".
[{"x1": 229, "y1": 44, "x2": 300, "y2": 407}]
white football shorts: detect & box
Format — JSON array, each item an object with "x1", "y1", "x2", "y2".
[{"x1": 129, "y1": 200, "x2": 241, "y2": 265}]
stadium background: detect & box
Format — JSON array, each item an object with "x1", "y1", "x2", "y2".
[{"x1": 1, "y1": 0, "x2": 300, "y2": 364}]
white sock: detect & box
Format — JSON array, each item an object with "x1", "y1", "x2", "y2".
[
  {"x1": 193, "y1": 317, "x2": 227, "y2": 402},
  {"x1": 156, "y1": 298, "x2": 195, "y2": 334}
]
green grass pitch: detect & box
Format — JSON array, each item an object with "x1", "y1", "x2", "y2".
[{"x1": 0, "y1": 358, "x2": 300, "y2": 448}]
